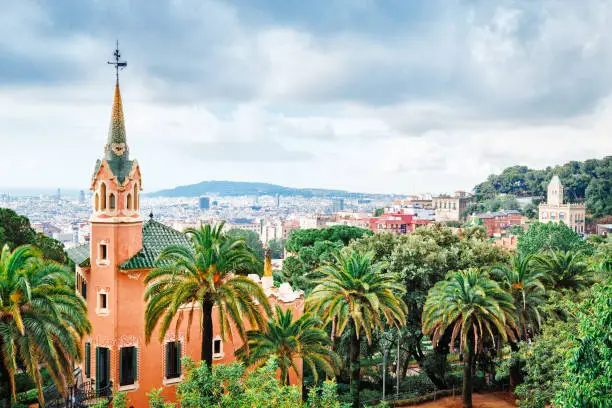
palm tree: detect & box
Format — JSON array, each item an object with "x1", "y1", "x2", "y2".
[
  {"x1": 533, "y1": 250, "x2": 590, "y2": 292},
  {"x1": 307, "y1": 250, "x2": 407, "y2": 408},
  {"x1": 144, "y1": 222, "x2": 272, "y2": 367},
  {"x1": 492, "y1": 254, "x2": 547, "y2": 340},
  {"x1": 0, "y1": 244, "x2": 90, "y2": 406},
  {"x1": 236, "y1": 305, "x2": 340, "y2": 385},
  {"x1": 422, "y1": 268, "x2": 516, "y2": 408}
]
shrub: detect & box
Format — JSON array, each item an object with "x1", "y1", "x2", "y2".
[
  {"x1": 113, "y1": 391, "x2": 130, "y2": 408},
  {"x1": 147, "y1": 388, "x2": 176, "y2": 408}
]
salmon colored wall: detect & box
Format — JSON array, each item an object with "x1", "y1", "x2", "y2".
[{"x1": 82, "y1": 256, "x2": 304, "y2": 408}]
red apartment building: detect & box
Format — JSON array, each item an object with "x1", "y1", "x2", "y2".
[{"x1": 368, "y1": 212, "x2": 430, "y2": 235}]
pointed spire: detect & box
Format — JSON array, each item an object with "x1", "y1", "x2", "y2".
[
  {"x1": 549, "y1": 175, "x2": 562, "y2": 186},
  {"x1": 104, "y1": 84, "x2": 129, "y2": 161}
]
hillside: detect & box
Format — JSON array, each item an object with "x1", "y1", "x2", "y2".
[
  {"x1": 474, "y1": 156, "x2": 611, "y2": 217},
  {"x1": 147, "y1": 180, "x2": 376, "y2": 198}
]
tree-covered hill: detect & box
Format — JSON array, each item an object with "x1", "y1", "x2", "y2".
[
  {"x1": 147, "y1": 180, "x2": 380, "y2": 198},
  {"x1": 474, "y1": 156, "x2": 611, "y2": 217}
]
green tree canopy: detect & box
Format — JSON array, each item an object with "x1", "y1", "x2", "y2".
[
  {"x1": 174, "y1": 356, "x2": 356, "y2": 408},
  {"x1": 225, "y1": 228, "x2": 264, "y2": 259},
  {"x1": 285, "y1": 225, "x2": 371, "y2": 253},
  {"x1": 266, "y1": 239, "x2": 285, "y2": 259},
  {"x1": 517, "y1": 222, "x2": 592, "y2": 257},
  {"x1": 492, "y1": 255, "x2": 547, "y2": 340},
  {"x1": 514, "y1": 318, "x2": 576, "y2": 408},
  {"x1": 0, "y1": 208, "x2": 66, "y2": 264},
  {"x1": 553, "y1": 284, "x2": 612, "y2": 407},
  {"x1": 236, "y1": 305, "x2": 340, "y2": 385},
  {"x1": 350, "y1": 224, "x2": 510, "y2": 388}
]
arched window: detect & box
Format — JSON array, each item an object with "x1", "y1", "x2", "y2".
[
  {"x1": 133, "y1": 183, "x2": 139, "y2": 210},
  {"x1": 126, "y1": 193, "x2": 132, "y2": 210},
  {"x1": 95, "y1": 193, "x2": 100, "y2": 212},
  {"x1": 100, "y1": 183, "x2": 107, "y2": 210},
  {"x1": 109, "y1": 193, "x2": 116, "y2": 210}
]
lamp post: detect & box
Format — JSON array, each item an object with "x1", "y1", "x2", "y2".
[{"x1": 396, "y1": 333, "x2": 401, "y2": 399}]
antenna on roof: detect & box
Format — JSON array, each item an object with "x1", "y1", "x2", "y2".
[{"x1": 107, "y1": 40, "x2": 128, "y2": 84}]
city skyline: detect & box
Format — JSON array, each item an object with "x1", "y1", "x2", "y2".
[{"x1": 2, "y1": 0, "x2": 612, "y2": 195}]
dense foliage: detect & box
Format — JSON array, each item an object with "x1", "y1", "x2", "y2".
[
  {"x1": 267, "y1": 238, "x2": 285, "y2": 258},
  {"x1": 150, "y1": 356, "x2": 386, "y2": 408},
  {"x1": 473, "y1": 156, "x2": 611, "y2": 217},
  {"x1": 553, "y1": 284, "x2": 612, "y2": 407},
  {"x1": 0, "y1": 244, "x2": 90, "y2": 406},
  {"x1": 351, "y1": 225, "x2": 510, "y2": 389},
  {"x1": 0, "y1": 208, "x2": 67, "y2": 263},
  {"x1": 462, "y1": 196, "x2": 520, "y2": 218},
  {"x1": 513, "y1": 319, "x2": 575, "y2": 408},
  {"x1": 517, "y1": 221, "x2": 593, "y2": 257},
  {"x1": 282, "y1": 226, "x2": 371, "y2": 291},
  {"x1": 224, "y1": 228, "x2": 265, "y2": 259},
  {"x1": 236, "y1": 305, "x2": 339, "y2": 385}
]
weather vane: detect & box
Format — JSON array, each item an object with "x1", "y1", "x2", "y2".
[{"x1": 107, "y1": 40, "x2": 127, "y2": 84}]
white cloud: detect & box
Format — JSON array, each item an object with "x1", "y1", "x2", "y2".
[{"x1": 0, "y1": 0, "x2": 611, "y2": 195}]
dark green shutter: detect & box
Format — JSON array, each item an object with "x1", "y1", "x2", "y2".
[
  {"x1": 119, "y1": 348, "x2": 124, "y2": 385},
  {"x1": 85, "y1": 343, "x2": 91, "y2": 378},
  {"x1": 176, "y1": 342, "x2": 181, "y2": 376},
  {"x1": 106, "y1": 349, "x2": 111, "y2": 385},
  {"x1": 132, "y1": 347, "x2": 138, "y2": 381},
  {"x1": 95, "y1": 347, "x2": 101, "y2": 384},
  {"x1": 165, "y1": 343, "x2": 171, "y2": 378}
]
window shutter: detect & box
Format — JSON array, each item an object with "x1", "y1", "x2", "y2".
[
  {"x1": 165, "y1": 343, "x2": 171, "y2": 378},
  {"x1": 176, "y1": 342, "x2": 182, "y2": 376},
  {"x1": 106, "y1": 349, "x2": 111, "y2": 385},
  {"x1": 132, "y1": 347, "x2": 138, "y2": 381},
  {"x1": 85, "y1": 343, "x2": 91, "y2": 378},
  {"x1": 119, "y1": 348, "x2": 124, "y2": 385},
  {"x1": 95, "y1": 347, "x2": 101, "y2": 383}
]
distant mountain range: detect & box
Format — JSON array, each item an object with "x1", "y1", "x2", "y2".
[{"x1": 147, "y1": 181, "x2": 386, "y2": 198}]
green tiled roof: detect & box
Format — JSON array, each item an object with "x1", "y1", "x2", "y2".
[
  {"x1": 120, "y1": 219, "x2": 190, "y2": 270},
  {"x1": 67, "y1": 243, "x2": 90, "y2": 267}
]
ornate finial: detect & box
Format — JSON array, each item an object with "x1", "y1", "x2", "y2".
[
  {"x1": 263, "y1": 248, "x2": 273, "y2": 277},
  {"x1": 107, "y1": 40, "x2": 127, "y2": 85},
  {"x1": 149, "y1": 211, "x2": 154, "y2": 220}
]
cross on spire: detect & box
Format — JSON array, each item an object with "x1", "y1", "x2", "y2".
[{"x1": 107, "y1": 40, "x2": 127, "y2": 84}]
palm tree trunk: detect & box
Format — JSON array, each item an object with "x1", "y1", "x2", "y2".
[
  {"x1": 462, "y1": 338, "x2": 473, "y2": 408},
  {"x1": 349, "y1": 318, "x2": 360, "y2": 408},
  {"x1": 201, "y1": 299, "x2": 214, "y2": 367}
]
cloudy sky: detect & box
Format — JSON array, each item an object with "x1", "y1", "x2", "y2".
[{"x1": 1, "y1": 0, "x2": 611, "y2": 194}]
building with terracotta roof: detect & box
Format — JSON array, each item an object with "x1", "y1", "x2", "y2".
[
  {"x1": 67, "y1": 72, "x2": 303, "y2": 407},
  {"x1": 469, "y1": 210, "x2": 526, "y2": 237}
]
